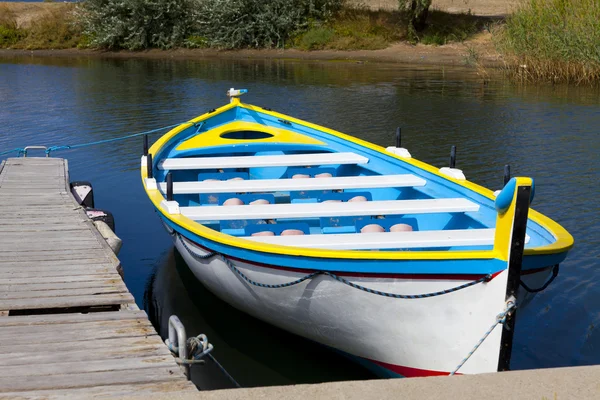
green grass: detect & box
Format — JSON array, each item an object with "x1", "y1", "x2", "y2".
[
  {"x1": 294, "y1": 8, "x2": 402, "y2": 51},
  {"x1": 293, "y1": 7, "x2": 490, "y2": 51},
  {"x1": 495, "y1": 0, "x2": 600, "y2": 85}
]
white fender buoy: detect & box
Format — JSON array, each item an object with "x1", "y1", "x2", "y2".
[
  {"x1": 390, "y1": 223, "x2": 413, "y2": 232},
  {"x1": 348, "y1": 195, "x2": 368, "y2": 202},
  {"x1": 292, "y1": 174, "x2": 310, "y2": 179},
  {"x1": 223, "y1": 198, "x2": 244, "y2": 206},
  {"x1": 315, "y1": 173, "x2": 332, "y2": 178},
  {"x1": 281, "y1": 229, "x2": 305, "y2": 236},
  {"x1": 250, "y1": 199, "x2": 270, "y2": 205},
  {"x1": 361, "y1": 224, "x2": 385, "y2": 233},
  {"x1": 251, "y1": 231, "x2": 275, "y2": 237}
]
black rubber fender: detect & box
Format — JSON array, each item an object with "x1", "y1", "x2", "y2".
[
  {"x1": 70, "y1": 181, "x2": 95, "y2": 208},
  {"x1": 85, "y1": 208, "x2": 115, "y2": 232}
]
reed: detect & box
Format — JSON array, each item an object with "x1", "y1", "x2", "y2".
[
  {"x1": 22, "y1": 8, "x2": 81, "y2": 49},
  {"x1": 495, "y1": 0, "x2": 600, "y2": 85}
]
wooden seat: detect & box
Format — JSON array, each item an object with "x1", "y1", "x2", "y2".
[
  {"x1": 242, "y1": 228, "x2": 497, "y2": 250},
  {"x1": 159, "y1": 174, "x2": 426, "y2": 194},
  {"x1": 178, "y1": 198, "x2": 479, "y2": 221},
  {"x1": 158, "y1": 152, "x2": 368, "y2": 170}
]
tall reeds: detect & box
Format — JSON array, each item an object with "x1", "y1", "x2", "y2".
[{"x1": 495, "y1": 0, "x2": 600, "y2": 85}]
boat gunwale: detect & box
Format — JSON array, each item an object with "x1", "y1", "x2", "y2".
[{"x1": 142, "y1": 98, "x2": 574, "y2": 262}]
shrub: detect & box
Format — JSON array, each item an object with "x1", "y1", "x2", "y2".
[
  {"x1": 495, "y1": 0, "x2": 600, "y2": 85},
  {"x1": 75, "y1": 0, "x2": 201, "y2": 50},
  {"x1": 0, "y1": 5, "x2": 24, "y2": 47},
  {"x1": 23, "y1": 9, "x2": 81, "y2": 49},
  {"x1": 194, "y1": 0, "x2": 345, "y2": 48}
]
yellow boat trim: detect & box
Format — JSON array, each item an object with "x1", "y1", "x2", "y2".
[
  {"x1": 145, "y1": 99, "x2": 574, "y2": 260},
  {"x1": 493, "y1": 177, "x2": 532, "y2": 262},
  {"x1": 176, "y1": 120, "x2": 325, "y2": 150}
]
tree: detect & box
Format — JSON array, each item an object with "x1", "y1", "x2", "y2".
[{"x1": 400, "y1": 0, "x2": 432, "y2": 36}]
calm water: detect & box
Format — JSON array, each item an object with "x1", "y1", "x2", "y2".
[{"x1": 1, "y1": 55, "x2": 599, "y2": 388}]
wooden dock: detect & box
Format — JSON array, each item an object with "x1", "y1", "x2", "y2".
[{"x1": 0, "y1": 157, "x2": 197, "y2": 397}]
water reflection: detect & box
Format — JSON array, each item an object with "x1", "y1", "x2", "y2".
[{"x1": 144, "y1": 248, "x2": 375, "y2": 389}]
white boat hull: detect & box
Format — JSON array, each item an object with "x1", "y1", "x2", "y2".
[{"x1": 173, "y1": 234, "x2": 516, "y2": 376}]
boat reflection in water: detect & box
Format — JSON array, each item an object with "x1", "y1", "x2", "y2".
[{"x1": 144, "y1": 248, "x2": 375, "y2": 389}]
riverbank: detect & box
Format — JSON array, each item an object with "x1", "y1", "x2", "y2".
[
  {"x1": 0, "y1": 33, "x2": 501, "y2": 68},
  {"x1": 0, "y1": 1, "x2": 502, "y2": 68}
]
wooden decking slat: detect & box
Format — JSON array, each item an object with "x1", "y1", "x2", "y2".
[
  {"x1": 0, "y1": 310, "x2": 148, "y2": 326},
  {"x1": 0, "y1": 367, "x2": 186, "y2": 392},
  {"x1": 0, "y1": 381, "x2": 197, "y2": 398},
  {"x1": 0, "y1": 157, "x2": 194, "y2": 396},
  {"x1": 0, "y1": 292, "x2": 135, "y2": 311}
]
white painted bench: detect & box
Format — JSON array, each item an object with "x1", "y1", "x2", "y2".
[
  {"x1": 243, "y1": 228, "x2": 496, "y2": 250},
  {"x1": 178, "y1": 198, "x2": 479, "y2": 221},
  {"x1": 243, "y1": 229, "x2": 531, "y2": 250},
  {"x1": 158, "y1": 152, "x2": 368, "y2": 170},
  {"x1": 159, "y1": 174, "x2": 426, "y2": 194}
]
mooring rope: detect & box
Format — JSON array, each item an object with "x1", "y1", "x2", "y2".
[
  {"x1": 166, "y1": 331, "x2": 242, "y2": 388},
  {"x1": 44, "y1": 122, "x2": 188, "y2": 155},
  {"x1": 0, "y1": 121, "x2": 192, "y2": 159},
  {"x1": 0, "y1": 147, "x2": 25, "y2": 157},
  {"x1": 450, "y1": 298, "x2": 517, "y2": 375},
  {"x1": 176, "y1": 233, "x2": 492, "y2": 299}
]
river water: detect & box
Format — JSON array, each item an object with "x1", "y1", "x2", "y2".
[{"x1": 1, "y1": 55, "x2": 598, "y2": 388}]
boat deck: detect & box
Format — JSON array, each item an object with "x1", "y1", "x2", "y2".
[{"x1": 0, "y1": 157, "x2": 197, "y2": 397}]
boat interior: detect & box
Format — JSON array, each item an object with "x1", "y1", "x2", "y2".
[{"x1": 150, "y1": 105, "x2": 556, "y2": 253}]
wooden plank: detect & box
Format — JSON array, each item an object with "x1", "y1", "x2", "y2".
[
  {"x1": 0, "y1": 292, "x2": 134, "y2": 311},
  {"x1": 161, "y1": 173, "x2": 427, "y2": 194},
  {"x1": 180, "y1": 198, "x2": 480, "y2": 221},
  {"x1": 0, "y1": 355, "x2": 176, "y2": 378},
  {"x1": 0, "y1": 260, "x2": 111, "y2": 269},
  {"x1": 1, "y1": 286, "x2": 129, "y2": 300},
  {"x1": 1, "y1": 280, "x2": 127, "y2": 293},
  {"x1": 0, "y1": 231, "x2": 98, "y2": 239},
  {"x1": 0, "y1": 368, "x2": 187, "y2": 392},
  {"x1": 0, "y1": 251, "x2": 110, "y2": 262},
  {"x1": 0, "y1": 322, "x2": 156, "y2": 345},
  {"x1": 0, "y1": 335, "x2": 162, "y2": 354},
  {"x1": 0, "y1": 225, "x2": 90, "y2": 233},
  {"x1": 0, "y1": 236, "x2": 100, "y2": 245},
  {"x1": 0, "y1": 317, "x2": 154, "y2": 336},
  {"x1": 0, "y1": 343, "x2": 171, "y2": 367},
  {"x1": 0, "y1": 310, "x2": 148, "y2": 327},
  {"x1": 159, "y1": 151, "x2": 369, "y2": 170},
  {"x1": 0, "y1": 381, "x2": 197, "y2": 398},
  {"x1": 0, "y1": 310, "x2": 147, "y2": 326},
  {"x1": 0, "y1": 241, "x2": 103, "y2": 252},
  {"x1": 0, "y1": 274, "x2": 121, "y2": 285},
  {"x1": 0, "y1": 267, "x2": 114, "y2": 279}
]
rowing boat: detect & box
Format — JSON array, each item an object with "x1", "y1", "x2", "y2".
[{"x1": 141, "y1": 89, "x2": 573, "y2": 377}]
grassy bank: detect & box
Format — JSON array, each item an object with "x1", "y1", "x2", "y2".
[
  {"x1": 0, "y1": 1, "x2": 488, "y2": 52},
  {"x1": 495, "y1": 0, "x2": 600, "y2": 85},
  {"x1": 0, "y1": 3, "x2": 81, "y2": 49}
]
